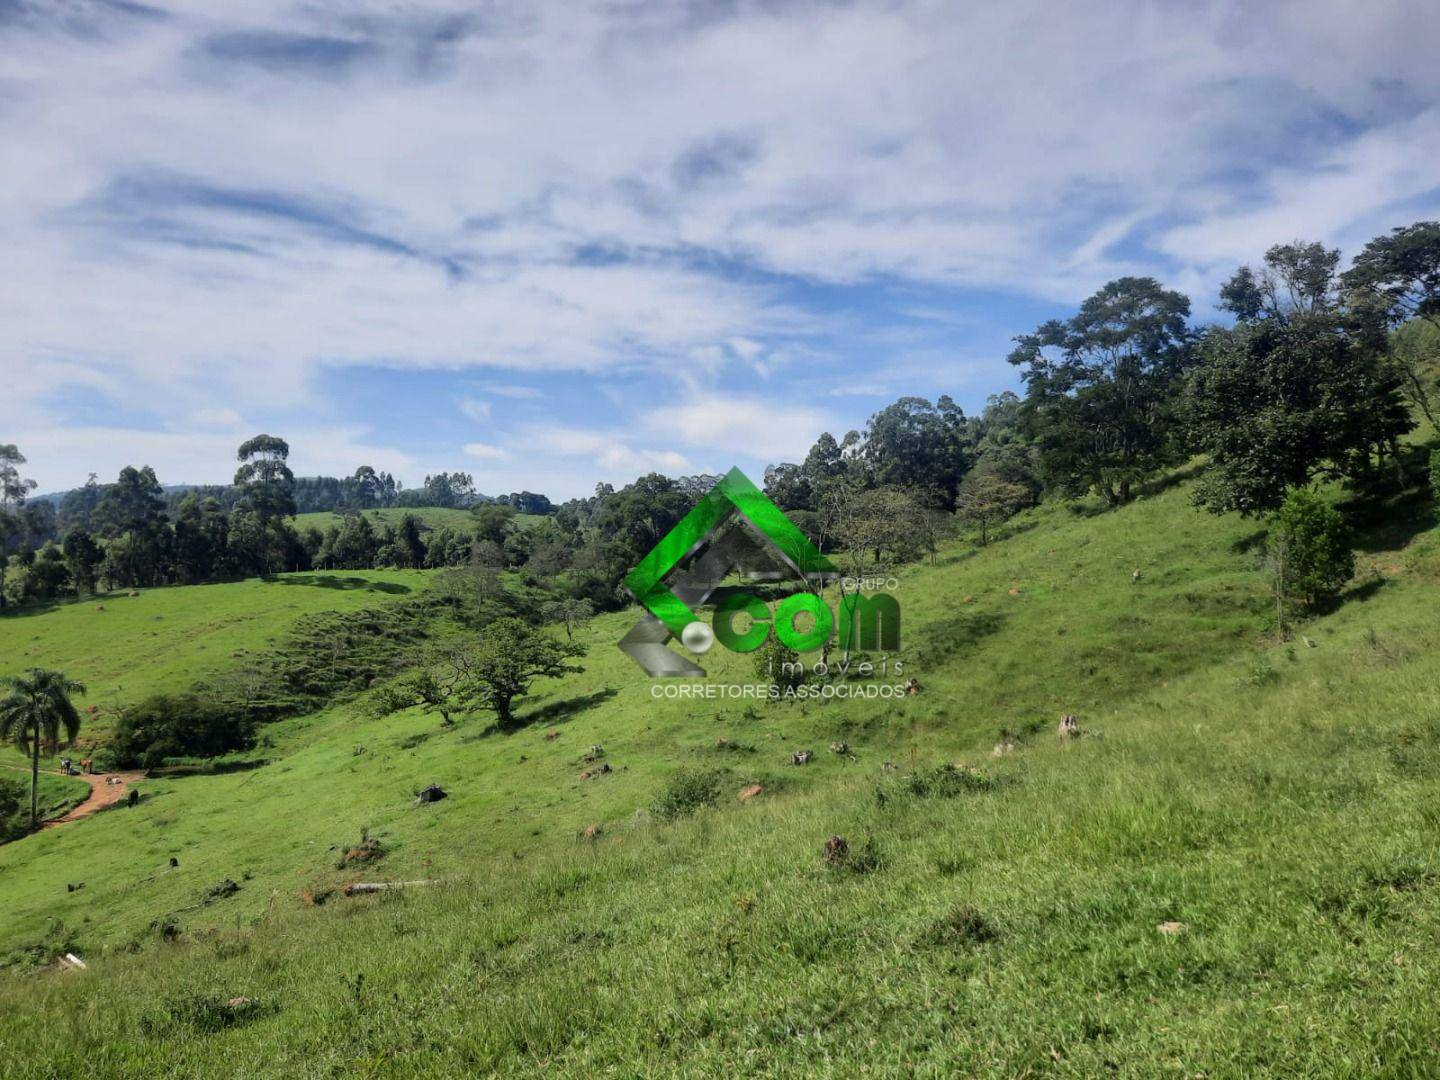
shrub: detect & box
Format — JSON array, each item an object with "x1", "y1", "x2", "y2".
[
  {"x1": 1430, "y1": 448, "x2": 1440, "y2": 504},
  {"x1": 921, "y1": 905, "x2": 999, "y2": 948},
  {"x1": 111, "y1": 694, "x2": 256, "y2": 769},
  {"x1": 142, "y1": 992, "x2": 269, "y2": 1035},
  {"x1": 901, "y1": 762, "x2": 998, "y2": 798},
  {"x1": 0, "y1": 778, "x2": 29, "y2": 844},
  {"x1": 651, "y1": 768, "x2": 724, "y2": 819},
  {"x1": 1264, "y1": 488, "x2": 1355, "y2": 612}
]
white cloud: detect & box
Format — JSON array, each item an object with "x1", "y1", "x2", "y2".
[
  {"x1": 1158, "y1": 106, "x2": 1440, "y2": 283},
  {"x1": 540, "y1": 426, "x2": 690, "y2": 475},
  {"x1": 458, "y1": 398, "x2": 492, "y2": 422},
  {"x1": 646, "y1": 395, "x2": 836, "y2": 464},
  {"x1": 4, "y1": 0, "x2": 1440, "y2": 490},
  {"x1": 474, "y1": 383, "x2": 544, "y2": 400},
  {"x1": 184, "y1": 407, "x2": 247, "y2": 430},
  {"x1": 448, "y1": 423, "x2": 696, "y2": 500},
  {"x1": 462, "y1": 441, "x2": 509, "y2": 461}
]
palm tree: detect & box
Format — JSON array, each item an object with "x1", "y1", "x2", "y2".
[{"x1": 0, "y1": 668, "x2": 85, "y2": 831}]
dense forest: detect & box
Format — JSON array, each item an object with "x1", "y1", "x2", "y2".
[{"x1": 3, "y1": 222, "x2": 1439, "y2": 624}]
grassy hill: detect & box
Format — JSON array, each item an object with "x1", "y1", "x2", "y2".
[
  {"x1": 0, "y1": 772, "x2": 92, "y2": 827},
  {"x1": 0, "y1": 571, "x2": 428, "y2": 764},
  {"x1": 2, "y1": 464, "x2": 1439, "y2": 1075}
]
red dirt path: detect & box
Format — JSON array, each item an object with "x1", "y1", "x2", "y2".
[{"x1": 1, "y1": 765, "x2": 146, "y2": 829}]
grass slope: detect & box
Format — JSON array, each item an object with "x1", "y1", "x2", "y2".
[
  {"x1": 1, "y1": 467, "x2": 1439, "y2": 1075},
  {"x1": 0, "y1": 571, "x2": 428, "y2": 765},
  {"x1": 0, "y1": 771, "x2": 92, "y2": 825}
]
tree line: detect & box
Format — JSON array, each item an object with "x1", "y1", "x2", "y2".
[
  {"x1": 3, "y1": 221, "x2": 1438, "y2": 616},
  {"x1": 0, "y1": 440, "x2": 559, "y2": 605},
  {"x1": 758, "y1": 224, "x2": 1439, "y2": 575}
]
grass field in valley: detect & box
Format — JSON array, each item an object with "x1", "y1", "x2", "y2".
[{"x1": 1, "y1": 464, "x2": 1439, "y2": 1075}]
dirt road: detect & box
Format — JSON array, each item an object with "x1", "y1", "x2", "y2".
[{"x1": 0, "y1": 765, "x2": 146, "y2": 828}]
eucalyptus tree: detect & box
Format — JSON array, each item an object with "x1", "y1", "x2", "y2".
[
  {"x1": 235, "y1": 434, "x2": 297, "y2": 522},
  {"x1": 0, "y1": 444, "x2": 37, "y2": 609}
]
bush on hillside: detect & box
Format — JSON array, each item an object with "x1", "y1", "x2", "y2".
[
  {"x1": 262, "y1": 602, "x2": 437, "y2": 702},
  {"x1": 1264, "y1": 488, "x2": 1355, "y2": 613},
  {"x1": 110, "y1": 694, "x2": 256, "y2": 769},
  {"x1": 1430, "y1": 448, "x2": 1440, "y2": 504},
  {"x1": 0, "y1": 778, "x2": 30, "y2": 844},
  {"x1": 900, "y1": 762, "x2": 998, "y2": 798},
  {"x1": 651, "y1": 768, "x2": 724, "y2": 819}
]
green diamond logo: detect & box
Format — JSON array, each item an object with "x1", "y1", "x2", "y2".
[{"x1": 620, "y1": 468, "x2": 836, "y2": 676}]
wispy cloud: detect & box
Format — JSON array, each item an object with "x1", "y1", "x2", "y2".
[
  {"x1": 5, "y1": 0, "x2": 1440, "y2": 493},
  {"x1": 458, "y1": 398, "x2": 492, "y2": 422},
  {"x1": 462, "y1": 441, "x2": 509, "y2": 461},
  {"x1": 472, "y1": 383, "x2": 543, "y2": 400},
  {"x1": 538, "y1": 425, "x2": 690, "y2": 476},
  {"x1": 644, "y1": 395, "x2": 835, "y2": 465}
]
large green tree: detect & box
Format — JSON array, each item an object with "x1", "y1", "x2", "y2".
[
  {"x1": 420, "y1": 471, "x2": 476, "y2": 509},
  {"x1": 1008, "y1": 277, "x2": 1194, "y2": 506},
  {"x1": 1342, "y1": 221, "x2": 1440, "y2": 427},
  {"x1": 1187, "y1": 251, "x2": 1414, "y2": 515},
  {"x1": 235, "y1": 435, "x2": 297, "y2": 523},
  {"x1": 172, "y1": 494, "x2": 230, "y2": 583},
  {"x1": 61, "y1": 527, "x2": 104, "y2": 596},
  {"x1": 95, "y1": 466, "x2": 168, "y2": 588},
  {"x1": 349, "y1": 466, "x2": 383, "y2": 510},
  {"x1": 0, "y1": 668, "x2": 85, "y2": 830},
  {"x1": 1219, "y1": 241, "x2": 1342, "y2": 320},
  {"x1": 1343, "y1": 221, "x2": 1440, "y2": 330},
  {"x1": 234, "y1": 436, "x2": 307, "y2": 574},
  {"x1": 456, "y1": 617, "x2": 585, "y2": 730},
  {"x1": 861, "y1": 396, "x2": 970, "y2": 508}
]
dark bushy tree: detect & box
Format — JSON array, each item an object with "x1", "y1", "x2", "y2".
[
  {"x1": 1009, "y1": 277, "x2": 1194, "y2": 506},
  {"x1": 110, "y1": 694, "x2": 255, "y2": 768},
  {"x1": 861, "y1": 396, "x2": 969, "y2": 508},
  {"x1": 1185, "y1": 316, "x2": 1413, "y2": 516},
  {"x1": 61, "y1": 528, "x2": 103, "y2": 596},
  {"x1": 95, "y1": 466, "x2": 169, "y2": 587},
  {"x1": 418, "y1": 472, "x2": 476, "y2": 509},
  {"x1": 349, "y1": 466, "x2": 383, "y2": 510},
  {"x1": 1343, "y1": 221, "x2": 1440, "y2": 427},
  {"x1": 1343, "y1": 221, "x2": 1440, "y2": 330},
  {"x1": 172, "y1": 494, "x2": 230, "y2": 583}
]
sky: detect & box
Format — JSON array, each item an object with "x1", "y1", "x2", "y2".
[{"x1": 3, "y1": 0, "x2": 1440, "y2": 500}]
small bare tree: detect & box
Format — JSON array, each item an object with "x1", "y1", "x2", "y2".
[{"x1": 541, "y1": 597, "x2": 594, "y2": 641}]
